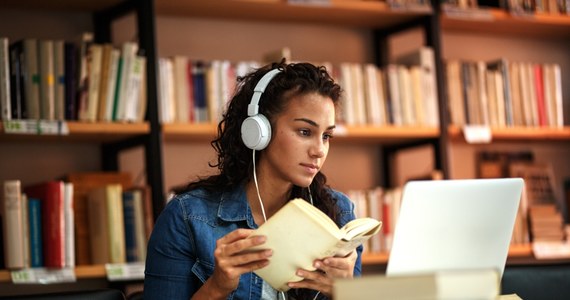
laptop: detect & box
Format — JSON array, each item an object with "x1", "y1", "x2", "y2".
[{"x1": 386, "y1": 178, "x2": 524, "y2": 278}]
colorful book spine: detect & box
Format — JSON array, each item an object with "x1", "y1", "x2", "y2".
[{"x1": 28, "y1": 198, "x2": 43, "y2": 267}]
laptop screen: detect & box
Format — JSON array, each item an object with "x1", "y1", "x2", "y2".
[{"x1": 386, "y1": 178, "x2": 524, "y2": 278}]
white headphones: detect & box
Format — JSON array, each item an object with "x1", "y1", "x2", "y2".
[{"x1": 240, "y1": 68, "x2": 282, "y2": 150}]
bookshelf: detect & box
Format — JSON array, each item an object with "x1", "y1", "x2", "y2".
[
  {"x1": 163, "y1": 123, "x2": 439, "y2": 144},
  {"x1": 0, "y1": 0, "x2": 161, "y2": 295},
  {"x1": 0, "y1": 122, "x2": 149, "y2": 143},
  {"x1": 441, "y1": 8, "x2": 570, "y2": 38},
  {"x1": 448, "y1": 125, "x2": 570, "y2": 142}
]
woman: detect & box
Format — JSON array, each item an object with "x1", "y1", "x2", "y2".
[{"x1": 144, "y1": 61, "x2": 362, "y2": 300}]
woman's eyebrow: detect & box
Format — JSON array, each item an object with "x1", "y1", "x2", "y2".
[{"x1": 294, "y1": 118, "x2": 336, "y2": 130}]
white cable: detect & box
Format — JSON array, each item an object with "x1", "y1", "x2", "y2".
[
  {"x1": 253, "y1": 149, "x2": 321, "y2": 300},
  {"x1": 252, "y1": 149, "x2": 268, "y2": 223}
]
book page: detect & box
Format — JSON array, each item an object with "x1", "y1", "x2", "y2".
[{"x1": 249, "y1": 199, "x2": 340, "y2": 291}]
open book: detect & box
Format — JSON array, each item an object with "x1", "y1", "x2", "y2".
[{"x1": 249, "y1": 198, "x2": 382, "y2": 291}]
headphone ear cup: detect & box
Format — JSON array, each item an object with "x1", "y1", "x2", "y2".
[{"x1": 241, "y1": 114, "x2": 272, "y2": 150}]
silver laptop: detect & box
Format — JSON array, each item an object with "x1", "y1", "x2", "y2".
[{"x1": 386, "y1": 178, "x2": 524, "y2": 278}]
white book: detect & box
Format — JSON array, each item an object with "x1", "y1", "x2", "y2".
[
  {"x1": 158, "y1": 57, "x2": 175, "y2": 124},
  {"x1": 551, "y1": 64, "x2": 564, "y2": 128},
  {"x1": 64, "y1": 182, "x2": 75, "y2": 268},
  {"x1": 0, "y1": 37, "x2": 10, "y2": 120},
  {"x1": 518, "y1": 62, "x2": 532, "y2": 127},
  {"x1": 219, "y1": 60, "x2": 233, "y2": 117},
  {"x1": 351, "y1": 63, "x2": 366, "y2": 125},
  {"x1": 339, "y1": 63, "x2": 355, "y2": 125},
  {"x1": 123, "y1": 55, "x2": 146, "y2": 122},
  {"x1": 398, "y1": 66, "x2": 415, "y2": 126},
  {"x1": 386, "y1": 64, "x2": 402, "y2": 126},
  {"x1": 363, "y1": 64, "x2": 381, "y2": 126},
  {"x1": 206, "y1": 61, "x2": 221, "y2": 124},
  {"x1": 409, "y1": 66, "x2": 424, "y2": 126},
  {"x1": 2, "y1": 180, "x2": 25, "y2": 269},
  {"x1": 115, "y1": 42, "x2": 138, "y2": 121}
]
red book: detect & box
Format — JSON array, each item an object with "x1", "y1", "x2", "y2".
[
  {"x1": 25, "y1": 181, "x2": 65, "y2": 268},
  {"x1": 533, "y1": 64, "x2": 547, "y2": 127}
]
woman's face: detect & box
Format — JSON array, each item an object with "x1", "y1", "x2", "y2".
[{"x1": 261, "y1": 92, "x2": 336, "y2": 188}]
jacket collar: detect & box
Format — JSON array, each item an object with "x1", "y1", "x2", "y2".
[{"x1": 218, "y1": 184, "x2": 258, "y2": 229}]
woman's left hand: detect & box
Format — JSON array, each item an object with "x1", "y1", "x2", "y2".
[{"x1": 287, "y1": 250, "x2": 358, "y2": 297}]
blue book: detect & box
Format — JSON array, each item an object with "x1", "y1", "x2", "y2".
[
  {"x1": 192, "y1": 61, "x2": 208, "y2": 122},
  {"x1": 28, "y1": 198, "x2": 43, "y2": 267},
  {"x1": 122, "y1": 191, "x2": 138, "y2": 262}
]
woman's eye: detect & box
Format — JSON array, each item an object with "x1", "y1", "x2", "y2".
[
  {"x1": 323, "y1": 133, "x2": 334, "y2": 141},
  {"x1": 299, "y1": 129, "x2": 310, "y2": 136}
]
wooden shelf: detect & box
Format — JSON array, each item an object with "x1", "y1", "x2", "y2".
[
  {"x1": 3, "y1": 0, "x2": 124, "y2": 12},
  {"x1": 448, "y1": 125, "x2": 570, "y2": 142},
  {"x1": 362, "y1": 252, "x2": 390, "y2": 265},
  {"x1": 362, "y1": 244, "x2": 533, "y2": 266},
  {"x1": 0, "y1": 122, "x2": 150, "y2": 143},
  {"x1": 0, "y1": 265, "x2": 106, "y2": 283},
  {"x1": 441, "y1": 8, "x2": 570, "y2": 38},
  {"x1": 155, "y1": 0, "x2": 431, "y2": 28},
  {"x1": 163, "y1": 123, "x2": 439, "y2": 144}
]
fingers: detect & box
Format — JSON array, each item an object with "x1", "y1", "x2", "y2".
[
  {"x1": 216, "y1": 229, "x2": 266, "y2": 257},
  {"x1": 314, "y1": 250, "x2": 357, "y2": 278},
  {"x1": 287, "y1": 269, "x2": 333, "y2": 297},
  {"x1": 286, "y1": 250, "x2": 358, "y2": 296},
  {"x1": 210, "y1": 229, "x2": 272, "y2": 293}
]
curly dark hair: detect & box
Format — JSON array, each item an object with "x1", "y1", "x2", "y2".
[{"x1": 177, "y1": 60, "x2": 341, "y2": 217}]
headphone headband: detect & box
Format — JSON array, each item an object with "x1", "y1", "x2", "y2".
[{"x1": 247, "y1": 68, "x2": 282, "y2": 116}]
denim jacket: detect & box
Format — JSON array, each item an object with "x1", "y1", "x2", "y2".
[{"x1": 143, "y1": 185, "x2": 362, "y2": 300}]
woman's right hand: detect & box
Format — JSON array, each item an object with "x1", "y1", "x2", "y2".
[{"x1": 198, "y1": 228, "x2": 272, "y2": 299}]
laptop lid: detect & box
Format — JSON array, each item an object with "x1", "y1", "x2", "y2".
[{"x1": 386, "y1": 178, "x2": 524, "y2": 278}]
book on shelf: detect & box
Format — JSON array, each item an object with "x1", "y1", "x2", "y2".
[
  {"x1": 395, "y1": 46, "x2": 439, "y2": 127},
  {"x1": 65, "y1": 171, "x2": 132, "y2": 265},
  {"x1": 334, "y1": 269, "x2": 501, "y2": 300},
  {"x1": 2, "y1": 180, "x2": 25, "y2": 269},
  {"x1": 248, "y1": 198, "x2": 382, "y2": 291},
  {"x1": 88, "y1": 184, "x2": 126, "y2": 264},
  {"x1": 0, "y1": 37, "x2": 10, "y2": 121},
  {"x1": 64, "y1": 42, "x2": 78, "y2": 120},
  {"x1": 28, "y1": 197, "x2": 43, "y2": 268},
  {"x1": 509, "y1": 163, "x2": 565, "y2": 244},
  {"x1": 39, "y1": 39, "x2": 55, "y2": 121},
  {"x1": 123, "y1": 188, "x2": 150, "y2": 262},
  {"x1": 53, "y1": 39, "x2": 65, "y2": 121},
  {"x1": 24, "y1": 180, "x2": 67, "y2": 268}
]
